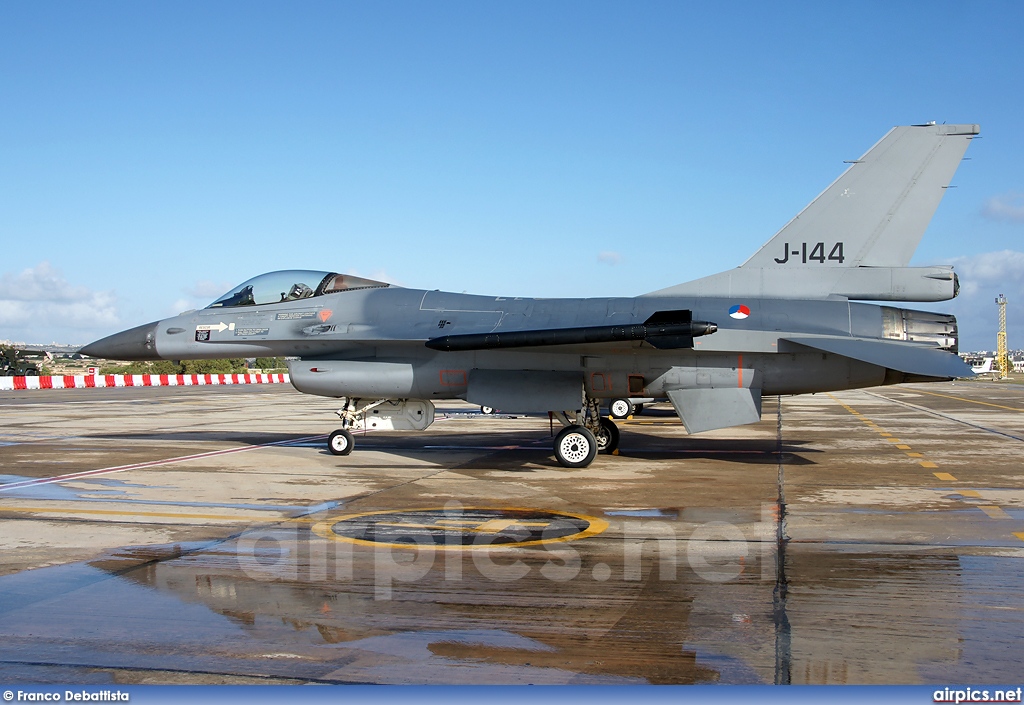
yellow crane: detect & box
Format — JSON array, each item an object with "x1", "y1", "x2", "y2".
[{"x1": 996, "y1": 294, "x2": 1008, "y2": 379}]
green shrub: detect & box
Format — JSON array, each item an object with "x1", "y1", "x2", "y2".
[{"x1": 99, "y1": 359, "x2": 251, "y2": 375}]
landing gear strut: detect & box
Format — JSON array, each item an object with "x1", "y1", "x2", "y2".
[
  {"x1": 594, "y1": 417, "x2": 620, "y2": 454},
  {"x1": 327, "y1": 397, "x2": 435, "y2": 456},
  {"x1": 328, "y1": 397, "x2": 385, "y2": 456}
]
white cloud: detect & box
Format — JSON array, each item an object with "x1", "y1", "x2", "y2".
[
  {"x1": 0, "y1": 261, "x2": 89, "y2": 303},
  {"x1": 0, "y1": 262, "x2": 120, "y2": 344},
  {"x1": 369, "y1": 269, "x2": 402, "y2": 286},
  {"x1": 170, "y1": 279, "x2": 236, "y2": 315},
  {"x1": 344, "y1": 268, "x2": 403, "y2": 287},
  {"x1": 949, "y1": 250, "x2": 1024, "y2": 297},
  {"x1": 186, "y1": 279, "x2": 233, "y2": 299},
  {"x1": 597, "y1": 251, "x2": 623, "y2": 266},
  {"x1": 946, "y1": 250, "x2": 1024, "y2": 351},
  {"x1": 981, "y1": 192, "x2": 1024, "y2": 223},
  {"x1": 169, "y1": 299, "x2": 196, "y2": 316}
]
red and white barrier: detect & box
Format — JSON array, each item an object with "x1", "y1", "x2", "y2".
[{"x1": 0, "y1": 373, "x2": 290, "y2": 391}]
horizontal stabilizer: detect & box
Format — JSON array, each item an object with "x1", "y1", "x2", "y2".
[
  {"x1": 780, "y1": 336, "x2": 973, "y2": 379},
  {"x1": 666, "y1": 388, "x2": 763, "y2": 434}
]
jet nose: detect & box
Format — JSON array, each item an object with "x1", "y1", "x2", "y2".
[{"x1": 80, "y1": 322, "x2": 160, "y2": 360}]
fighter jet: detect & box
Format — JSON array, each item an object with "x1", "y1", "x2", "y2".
[{"x1": 82, "y1": 123, "x2": 978, "y2": 468}]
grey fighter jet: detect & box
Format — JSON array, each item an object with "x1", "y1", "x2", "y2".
[{"x1": 82, "y1": 123, "x2": 978, "y2": 468}]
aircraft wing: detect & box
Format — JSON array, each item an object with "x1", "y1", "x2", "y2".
[{"x1": 780, "y1": 336, "x2": 974, "y2": 379}]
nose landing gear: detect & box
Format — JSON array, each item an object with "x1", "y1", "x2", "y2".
[{"x1": 328, "y1": 428, "x2": 354, "y2": 455}]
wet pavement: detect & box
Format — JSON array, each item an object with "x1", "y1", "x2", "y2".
[{"x1": 1, "y1": 382, "x2": 1023, "y2": 684}]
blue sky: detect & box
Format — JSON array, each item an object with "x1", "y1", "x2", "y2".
[{"x1": 1, "y1": 1, "x2": 1022, "y2": 350}]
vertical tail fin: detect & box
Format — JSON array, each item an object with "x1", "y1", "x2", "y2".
[{"x1": 741, "y1": 123, "x2": 979, "y2": 269}]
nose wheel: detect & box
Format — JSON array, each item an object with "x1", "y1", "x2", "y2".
[{"x1": 328, "y1": 428, "x2": 354, "y2": 455}]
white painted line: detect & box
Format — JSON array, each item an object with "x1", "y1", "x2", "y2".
[{"x1": 0, "y1": 434, "x2": 327, "y2": 493}]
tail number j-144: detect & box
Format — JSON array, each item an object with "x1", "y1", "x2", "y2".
[{"x1": 774, "y1": 242, "x2": 845, "y2": 265}]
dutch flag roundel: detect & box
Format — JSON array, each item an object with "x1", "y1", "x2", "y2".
[{"x1": 729, "y1": 304, "x2": 750, "y2": 320}]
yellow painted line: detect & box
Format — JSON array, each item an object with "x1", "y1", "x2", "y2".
[
  {"x1": 830, "y1": 397, "x2": 949, "y2": 474},
  {"x1": 911, "y1": 389, "x2": 1024, "y2": 413},
  {"x1": 958, "y1": 490, "x2": 983, "y2": 498},
  {"x1": 311, "y1": 506, "x2": 609, "y2": 550},
  {"x1": 933, "y1": 472, "x2": 958, "y2": 481},
  {"x1": 979, "y1": 505, "x2": 1012, "y2": 520},
  {"x1": 1014, "y1": 532, "x2": 1024, "y2": 542}
]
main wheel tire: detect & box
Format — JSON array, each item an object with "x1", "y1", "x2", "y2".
[
  {"x1": 328, "y1": 428, "x2": 354, "y2": 456},
  {"x1": 594, "y1": 417, "x2": 620, "y2": 454},
  {"x1": 633, "y1": 403, "x2": 644, "y2": 416},
  {"x1": 609, "y1": 398, "x2": 634, "y2": 419},
  {"x1": 553, "y1": 425, "x2": 598, "y2": 468}
]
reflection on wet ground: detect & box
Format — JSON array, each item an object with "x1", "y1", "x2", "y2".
[
  {"x1": 1, "y1": 538, "x2": 1016, "y2": 684},
  {"x1": 1, "y1": 384, "x2": 1024, "y2": 683}
]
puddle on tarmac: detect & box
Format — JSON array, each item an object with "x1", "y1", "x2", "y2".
[
  {"x1": 0, "y1": 474, "x2": 124, "y2": 500},
  {"x1": 604, "y1": 508, "x2": 679, "y2": 519},
  {"x1": 0, "y1": 474, "x2": 338, "y2": 514},
  {"x1": 0, "y1": 537, "x2": 1022, "y2": 683}
]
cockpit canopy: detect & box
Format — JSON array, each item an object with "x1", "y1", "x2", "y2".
[{"x1": 207, "y1": 270, "x2": 390, "y2": 308}]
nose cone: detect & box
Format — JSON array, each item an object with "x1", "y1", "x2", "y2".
[{"x1": 80, "y1": 322, "x2": 160, "y2": 360}]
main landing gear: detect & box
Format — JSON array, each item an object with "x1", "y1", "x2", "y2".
[
  {"x1": 551, "y1": 397, "x2": 619, "y2": 468},
  {"x1": 609, "y1": 398, "x2": 633, "y2": 419},
  {"x1": 553, "y1": 426, "x2": 597, "y2": 468},
  {"x1": 326, "y1": 395, "x2": 616, "y2": 469},
  {"x1": 609, "y1": 398, "x2": 643, "y2": 419}
]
